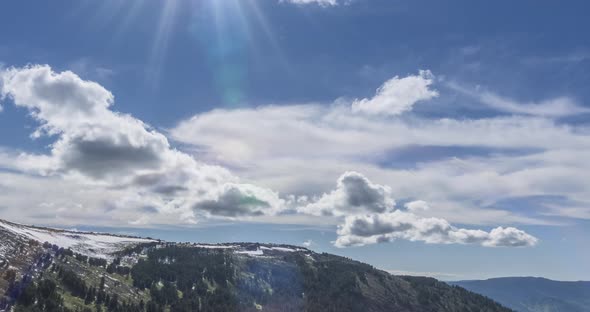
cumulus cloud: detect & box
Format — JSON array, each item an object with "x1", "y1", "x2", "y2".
[
  {"x1": 1, "y1": 65, "x2": 170, "y2": 178},
  {"x1": 298, "y1": 171, "x2": 395, "y2": 216},
  {"x1": 194, "y1": 183, "x2": 284, "y2": 217},
  {"x1": 352, "y1": 70, "x2": 438, "y2": 116},
  {"x1": 298, "y1": 172, "x2": 539, "y2": 248},
  {"x1": 334, "y1": 210, "x2": 538, "y2": 248},
  {"x1": 0, "y1": 65, "x2": 283, "y2": 221}
]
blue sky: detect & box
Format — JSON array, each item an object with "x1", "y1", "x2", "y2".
[{"x1": 1, "y1": 0, "x2": 590, "y2": 280}]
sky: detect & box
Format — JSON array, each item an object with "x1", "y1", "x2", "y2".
[{"x1": 0, "y1": 0, "x2": 589, "y2": 281}]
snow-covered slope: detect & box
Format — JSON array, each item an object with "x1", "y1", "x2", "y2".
[
  {"x1": 180, "y1": 242, "x2": 309, "y2": 255},
  {"x1": 0, "y1": 219, "x2": 157, "y2": 259}
]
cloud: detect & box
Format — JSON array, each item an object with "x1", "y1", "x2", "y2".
[
  {"x1": 167, "y1": 61, "x2": 590, "y2": 228},
  {"x1": 194, "y1": 183, "x2": 284, "y2": 218},
  {"x1": 68, "y1": 57, "x2": 115, "y2": 82},
  {"x1": 334, "y1": 210, "x2": 538, "y2": 248},
  {"x1": 405, "y1": 200, "x2": 430, "y2": 212},
  {"x1": 0, "y1": 65, "x2": 170, "y2": 179},
  {"x1": 170, "y1": 95, "x2": 590, "y2": 225},
  {"x1": 448, "y1": 82, "x2": 590, "y2": 117},
  {"x1": 483, "y1": 226, "x2": 539, "y2": 247},
  {"x1": 298, "y1": 171, "x2": 395, "y2": 216},
  {"x1": 352, "y1": 70, "x2": 438, "y2": 116},
  {"x1": 523, "y1": 51, "x2": 590, "y2": 65},
  {"x1": 298, "y1": 172, "x2": 539, "y2": 248},
  {"x1": 543, "y1": 204, "x2": 590, "y2": 220},
  {"x1": 280, "y1": 0, "x2": 339, "y2": 6},
  {"x1": 302, "y1": 239, "x2": 314, "y2": 247},
  {"x1": 0, "y1": 65, "x2": 283, "y2": 222},
  {"x1": 171, "y1": 100, "x2": 588, "y2": 170},
  {"x1": 0, "y1": 64, "x2": 578, "y2": 252}
]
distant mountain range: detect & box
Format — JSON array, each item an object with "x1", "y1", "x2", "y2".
[
  {"x1": 0, "y1": 218, "x2": 512, "y2": 312},
  {"x1": 452, "y1": 277, "x2": 590, "y2": 312}
]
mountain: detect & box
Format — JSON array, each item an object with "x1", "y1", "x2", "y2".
[
  {"x1": 0, "y1": 218, "x2": 512, "y2": 312},
  {"x1": 452, "y1": 277, "x2": 590, "y2": 312}
]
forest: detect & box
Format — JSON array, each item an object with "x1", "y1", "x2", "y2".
[{"x1": 8, "y1": 243, "x2": 512, "y2": 312}]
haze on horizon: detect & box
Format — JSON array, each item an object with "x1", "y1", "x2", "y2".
[{"x1": 0, "y1": 0, "x2": 589, "y2": 281}]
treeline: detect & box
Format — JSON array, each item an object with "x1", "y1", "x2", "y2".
[
  {"x1": 14, "y1": 277, "x2": 146, "y2": 312},
  {"x1": 294, "y1": 253, "x2": 372, "y2": 312},
  {"x1": 131, "y1": 246, "x2": 234, "y2": 290},
  {"x1": 14, "y1": 279, "x2": 69, "y2": 312},
  {"x1": 129, "y1": 245, "x2": 312, "y2": 311},
  {"x1": 401, "y1": 276, "x2": 513, "y2": 312},
  {"x1": 130, "y1": 246, "x2": 239, "y2": 311},
  {"x1": 15, "y1": 273, "x2": 146, "y2": 312},
  {"x1": 49, "y1": 266, "x2": 142, "y2": 311},
  {"x1": 41, "y1": 242, "x2": 108, "y2": 268},
  {"x1": 13, "y1": 242, "x2": 514, "y2": 312},
  {"x1": 115, "y1": 242, "x2": 159, "y2": 258},
  {"x1": 106, "y1": 257, "x2": 131, "y2": 276},
  {"x1": 41, "y1": 242, "x2": 73, "y2": 258}
]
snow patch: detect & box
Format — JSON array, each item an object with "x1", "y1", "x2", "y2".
[
  {"x1": 260, "y1": 246, "x2": 299, "y2": 252},
  {"x1": 0, "y1": 219, "x2": 156, "y2": 259},
  {"x1": 193, "y1": 244, "x2": 236, "y2": 249},
  {"x1": 235, "y1": 248, "x2": 264, "y2": 256}
]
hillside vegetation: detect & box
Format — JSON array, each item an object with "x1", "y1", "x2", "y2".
[{"x1": 1, "y1": 219, "x2": 512, "y2": 312}]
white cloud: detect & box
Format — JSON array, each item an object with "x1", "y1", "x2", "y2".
[
  {"x1": 0, "y1": 65, "x2": 284, "y2": 223},
  {"x1": 352, "y1": 70, "x2": 438, "y2": 116},
  {"x1": 68, "y1": 57, "x2": 115, "y2": 81},
  {"x1": 302, "y1": 239, "x2": 314, "y2": 247},
  {"x1": 170, "y1": 91, "x2": 590, "y2": 226},
  {"x1": 405, "y1": 200, "x2": 430, "y2": 212},
  {"x1": 298, "y1": 171, "x2": 395, "y2": 216},
  {"x1": 542, "y1": 203, "x2": 590, "y2": 220},
  {"x1": 0, "y1": 64, "x2": 583, "y2": 251},
  {"x1": 448, "y1": 82, "x2": 590, "y2": 117},
  {"x1": 171, "y1": 103, "x2": 590, "y2": 170},
  {"x1": 334, "y1": 210, "x2": 538, "y2": 248},
  {"x1": 300, "y1": 172, "x2": 538, "y2": 248},
  {"x1": 281, "y1": 0, "x2": 339, "y2": 6},
  {"x1": 523, "y1": 51, "x2": 590, "y2": 65},
  {"x1": 194, "y1": 183, "x2": 284, "y2": 217}
]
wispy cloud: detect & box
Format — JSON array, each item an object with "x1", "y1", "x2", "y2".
[
  {"x1": 523, "y1": 51, "x2": 590, "y2": 65},
  {"x1": 448, "y1": 82, "x2": 590, "y2": 117},
  {"x1": 280, "y1": 0, "x2": 340, "y2": 7}
]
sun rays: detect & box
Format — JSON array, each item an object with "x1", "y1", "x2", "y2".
[{"x1": 75, "y1": 0, "x2": 289, "y2": 105}]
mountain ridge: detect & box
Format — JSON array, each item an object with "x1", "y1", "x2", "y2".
[
  {"x1": 1, "y1": 218, "x2": 513, "y2": 311},
  {"x1": 451, "y1": 277, "x2": 590, "y2": 312}
]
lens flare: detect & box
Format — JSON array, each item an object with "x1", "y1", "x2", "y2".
[{"x1": 72, "y1": 0, "x2": 289, "y2": 105}]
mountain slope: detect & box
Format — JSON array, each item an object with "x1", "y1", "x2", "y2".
[
  {"x1": 1, "y1": 219, "x2": 512, "y2": 311},
  {"x1": 452, "y1": 277, "x2": 590, "y2": 312},
  {"x1": 0, "y1": 219, "x2": 156, "y2": 259}
]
